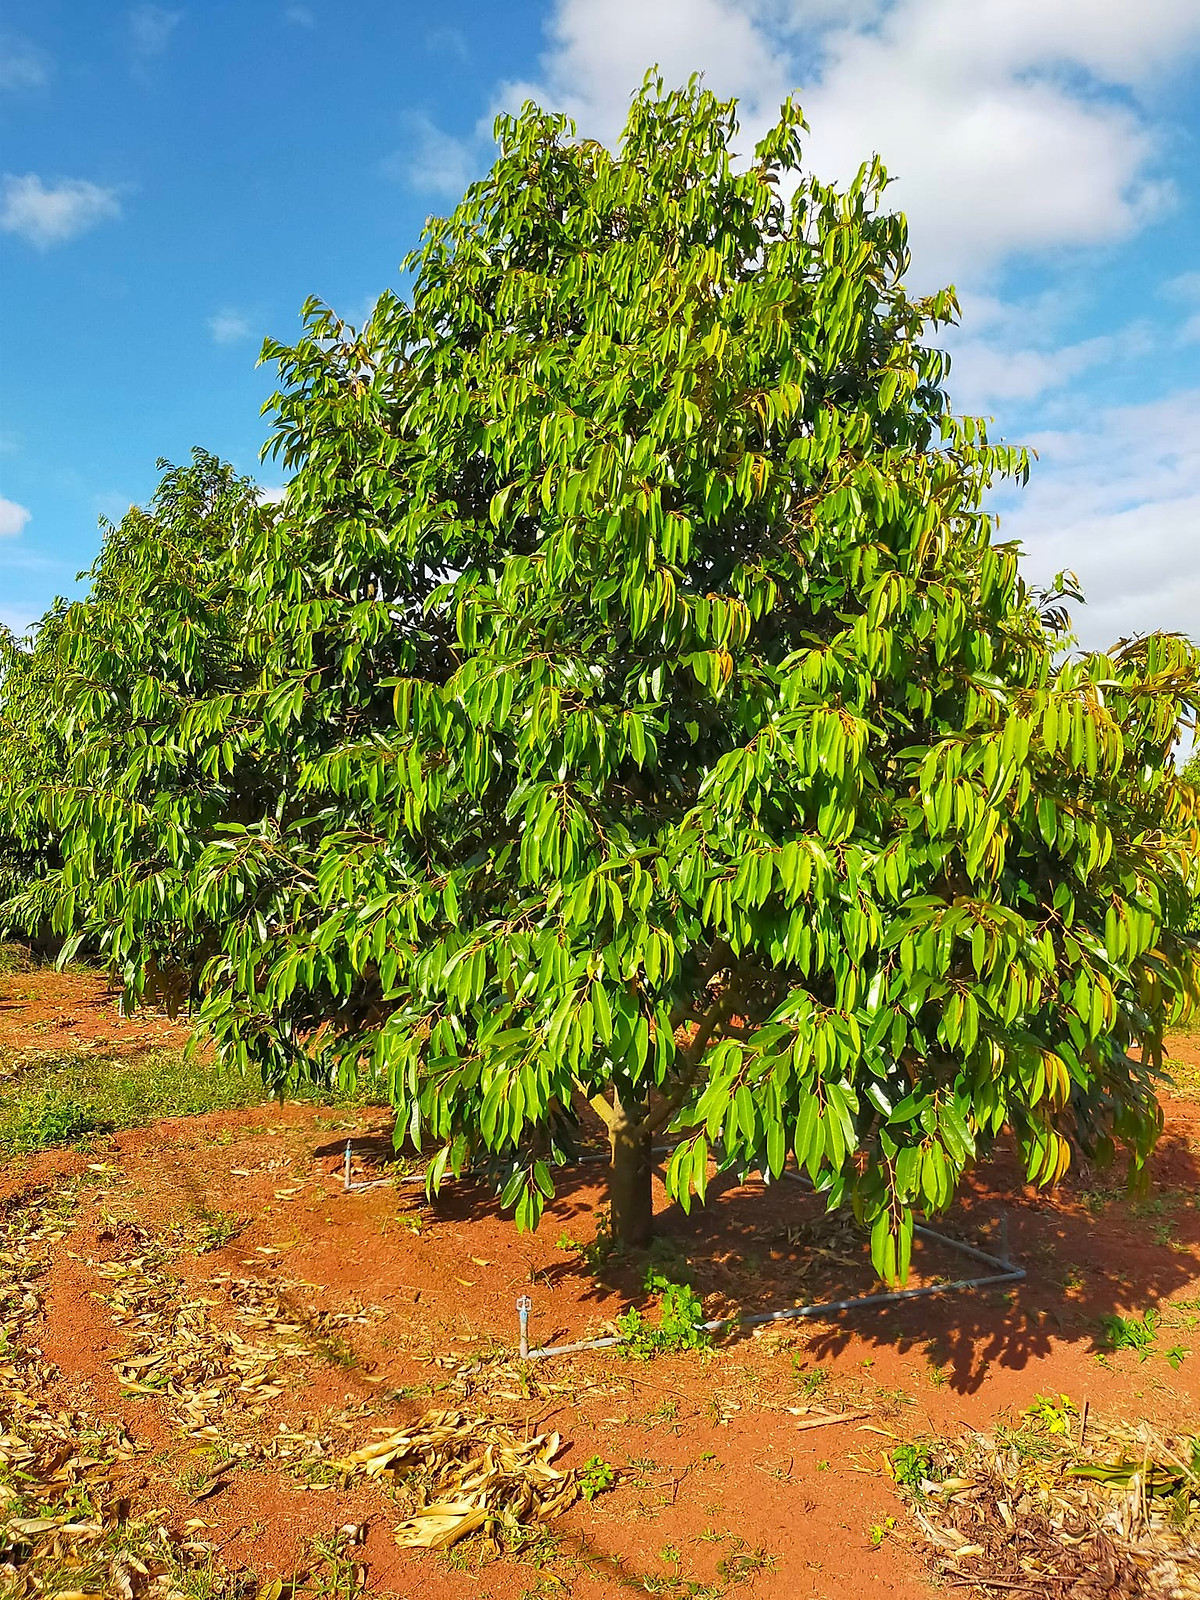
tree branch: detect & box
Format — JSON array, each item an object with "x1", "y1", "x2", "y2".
[{"x1": 647, "y1": 970, "x2": 746, "y2": 1136}]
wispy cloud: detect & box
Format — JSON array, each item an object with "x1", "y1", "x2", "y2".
[
  {"x1": 944, "y1": 301, "x2": 1154, "y2": 413},
  {"x1": 0, "y1": 497, "x2": 31, "y2": 538},
  {"x1": 1164, "y1": 271, "x2": 1200, "y2": 343},
  {"x1": 0, "y1": 174, "x2": 123, "y2": 248},
  {"x1": 127, "y1": 4, "x2": 183, "y2": 60},
  {"x1": 425, "y1": 26, "x2": 468, "y2": 59},
  {"x1": 0, "y1": 32, "x2": 50, "y2": 90},
  {"x1": 283, "y1": 4, "x2": 315, "y2": 27},
  {"x1": 385, "y1": 112, "x2": 478, "y2": 196},
  {"x1": 0, "y1": 606, "x2": 40, "y2": 638},
  {"x1": 208, "y1": 310, "x2": 254, "y2": 345}
]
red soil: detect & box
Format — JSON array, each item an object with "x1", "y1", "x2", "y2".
[{"x1": 4, "y1": 970, "x2": 1199, "y2": 1599}]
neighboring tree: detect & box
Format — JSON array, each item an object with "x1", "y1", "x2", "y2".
[
  {"x1": 26, "y1": 81, "x2": 1198, "y2": 1272},
  {"x1": 0, "y1": 611, "x2": 70, "y2": 946},
  {"x1": 6, "y1": 450, "x2": 263, "y2": 1006}
]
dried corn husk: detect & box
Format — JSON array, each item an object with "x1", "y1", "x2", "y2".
[
  {"x1": 901, "y1": 1415, "x2": 1200, "y2": 1600},
  {"x1": 333, "y1": 1407, "x2": 581, "y2": 1547}
]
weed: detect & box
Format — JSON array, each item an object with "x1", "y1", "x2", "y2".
[
  {"x1": 563, "y1": 1215, "x2": 618, "y2": 1274},
  {"x1": 792, "y1": 1361, "x2": 828, "y2": 1396},
  {"x1": 1165, "y1": 1345, "x2": 1190, "y2": 1370},
  {"x1": 196, "y1": 1210, "x2": 245, "y2": 1253},
  {"x1": 314, "y1": 1331, "x2": 360, "y2": 1370},
  {"x1": 0, "y1": 1092, "x2": 109, "y2": 1154},
  {"x1": 891, "y1": 1443, "x2": 935, "y2": 1491},
  {"x1": 579, "y1": 1455, "x2": 616, "y2": 1500},
  {"x1": 0, "y1": 1046, "x2": 270, "y2": 1158},
  {"x1": 716, "y1": 1542, "x2": 777, "y2": 1584},
  {"x1": 1102, "y1": 1309, "x2": 1160, "y2": 1360},
  {"x1": 308, "y1": 1528, "x2": 364, "y2": 1599},
  {"x1": 643, "y1": 1397, "x2": 680, "y2": 1429},
  {"x1": 617, "y1": 1270, "x2": 710, "y2": 1359},
  {"x1": 624, "y1": 1455, "x2": 661, "y2": 1487},
  {"x1": 868, "y1": 1517, "x2": 897, "y2": 1547},
  {"x1": 1026, "y1": 1393, "x2": 1077, "y2": 1435}
]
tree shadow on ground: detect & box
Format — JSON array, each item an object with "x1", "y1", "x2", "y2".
[{"x1": 375, "y1": 1110, "x2": 1200, "y2": 1397}]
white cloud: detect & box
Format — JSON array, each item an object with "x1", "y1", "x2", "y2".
[
  {"x1": 0, "y1": 606, "x2": 38, "y2": 638},
  {"x1": 0, "y1": 33, "x2": 50, "y2": 90},
  {"x1": 947, "y1": 338, "x2": 1111, "y2": 409},
  {"x1": 385, "y1": 1, "x2": 1200, "y2": 661},
  {"x1": 208, "y1": 310, "x2": 253, "y2": 345},
  {"x1": 0, "y1": 497, "x2": 31, "y2": 538},
  {"x1": 499, "y1": 0, "x2": 790, "y2": 141},
  {"x1": 128, "y1": 4, "x2": 182, "y2": 58},
  {"x1": 999, "y1": 390, "x2": 1200, "y2": 650},
  {"x1": 943, "y1": 296, "x2": 1154, "y2": 411},
  {"x1": 257, "y1": 486, "x2": 288, "y2": 505},
  {"x1": 284, "y1": 4, "x2": 315, "y2": 27},
  {"x1": 0, "y1": 174, "x2": 122, "y2": 247},
  {"x1": 386, "y1": 112, "x2": 477, "y2": 196},
  {"x1": 489, "y1": 0, "x2": 1200, "y2": 285},
  {"x1": 1164, "y1": 271, "x2": 1200, "y2": 344}
]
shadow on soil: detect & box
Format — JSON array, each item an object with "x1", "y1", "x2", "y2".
[{"x1": 339, "y1": 1116, "x2": 1200, "y2": 1399}]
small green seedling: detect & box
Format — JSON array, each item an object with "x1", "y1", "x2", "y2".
[
  {"x1": 1025, "y1": 1393, "x2": 1077, "y2": 1434},
  {"x1": 890, "y1": 1443, "x2": 934, "y2": 1491},
  {"x1": 579, "y1": 1456, "x2": 616, "y2": 1501}
]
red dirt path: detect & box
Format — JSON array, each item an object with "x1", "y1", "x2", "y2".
[{"x1": 3, "y1": 969, "x2": 1199, "y2": 1599}]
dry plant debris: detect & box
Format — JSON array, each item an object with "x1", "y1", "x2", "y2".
[
  {"x1": 91, "y1": 1235, "x2": 314, "y2": 1436},
  {"x1": 0, "y1": 1182, "x2": 230, "y2": 1600},
  {"x1": 333, "y1": 1408, "x2": 580, "y2": 1549},
  {"x1": 897, "y1": 1406, "x2": 1200, "y2": 1599},
  {"x1": 2, "y1": 1176, "x2": 600, "y2": 1594}
]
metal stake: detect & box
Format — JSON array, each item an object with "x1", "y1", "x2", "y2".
[{"x1": 517, "y1": 1294, "x2": 532, "y2": 1359}]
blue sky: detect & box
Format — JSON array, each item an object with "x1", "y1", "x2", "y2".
[{"x1": 2, "y1": 0, "x2": 1199, "y2": 653}]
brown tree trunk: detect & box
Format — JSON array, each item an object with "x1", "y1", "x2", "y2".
[{"x1": 609, "y1": 1089, "x2": 653, "y2": 1247}]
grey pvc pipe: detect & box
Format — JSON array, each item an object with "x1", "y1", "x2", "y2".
[{"x1": 524, "y1": 1171, "x2": 1024, "y2": 1360}]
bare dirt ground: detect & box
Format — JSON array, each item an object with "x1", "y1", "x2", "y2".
[{"x1": 2, "y1": 969, "x2": 1199, "y2": 1599}]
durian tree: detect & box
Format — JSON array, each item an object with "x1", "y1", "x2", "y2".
[
  {"x1": 35, "y1": 79, "x2": 1200, "y2": 1270},
  {"x1": 4, "y1": 451, "x2": 264, "y2": 1001}
]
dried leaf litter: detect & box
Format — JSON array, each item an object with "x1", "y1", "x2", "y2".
[
  {"x1": 898, "y1": 1417, "x2": 1200, "y2": 1600},
  {"x1": 0, "y1": 1177, "x2": 594, "y2": 1597}
]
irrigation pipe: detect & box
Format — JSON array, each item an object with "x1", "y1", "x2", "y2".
[
  {"x1": 522, "y1": 1172, "x2": 1024, "y2": 1361},
  {"x1": 337, "y1": 1138, "x2": 1025, "y2": 1361}
]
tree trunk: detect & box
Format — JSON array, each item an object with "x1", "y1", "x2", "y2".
[{"x1": 609, "y1": 1089, "x2": 653, "y2": 1247}]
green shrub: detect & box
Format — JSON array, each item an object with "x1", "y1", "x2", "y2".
[{"x1": 616, "y1": 1267, "x2": 711, "y2": 1358}]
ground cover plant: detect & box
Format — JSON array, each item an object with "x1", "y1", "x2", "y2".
[
  {"x1": 0, "y1": 1045, "x2": 263, "y2": 1159},
  {"x1": 2, "y1": 76, "x2": 1199, "y2": 1274}
]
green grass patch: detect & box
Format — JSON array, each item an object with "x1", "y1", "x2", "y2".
[
  {"x1": 0, "y1": 1040, "x2": 383, "y2": 1160},
  {"x1": 0, "y1": 1046, "x2": 268, "y2": 1158}
]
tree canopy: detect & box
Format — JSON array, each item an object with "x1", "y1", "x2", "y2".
[
  {"x1": 6, "y1": 78, "x2": 1200, "y2": 1272},
  {"x1": 1, "y1": 450, "x2": 261, "y2": 998}
]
